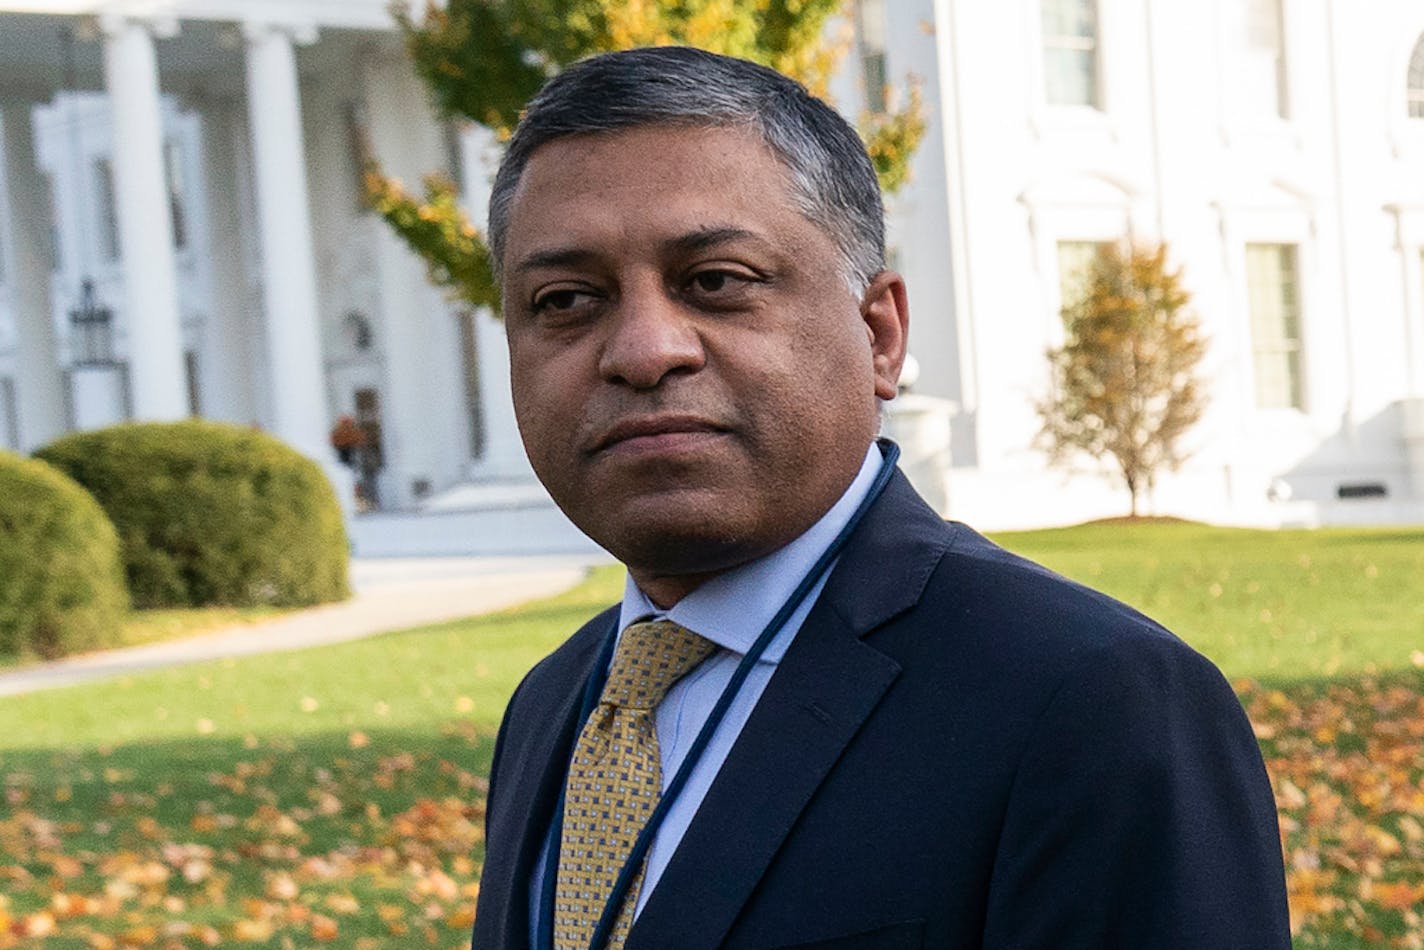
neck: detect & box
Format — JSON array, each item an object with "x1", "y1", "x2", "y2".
[{"x1": 626, "y1": 568, "x2": 723, "y2": 609}]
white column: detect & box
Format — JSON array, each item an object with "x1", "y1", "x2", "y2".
[
  {"x1": 457, "y1": 123, "x2": 533, "y2": 479},
  {"x1": 194, "y1": 96, "x2": 258, "y2": 425},
  {"x1": 362, "y1": 52, "x2": 474, "y2": 506},
  {"x1": 243, "y1": 22, "x2": 333, "y2": 465},
  {"x1": 101, "y1": 16, "x2": 188, "y2": 420},
  {"x1": 1, "y1": 99, "x2": 67, "y2": 451}
]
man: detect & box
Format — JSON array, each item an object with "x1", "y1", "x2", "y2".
[{"x1": 473, "y1": 46, "x2": 1290, "y2": 950}]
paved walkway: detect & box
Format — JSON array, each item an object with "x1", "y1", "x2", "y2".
[{"x1": 0, "y1": 553, "x2": 612, "y2": 698}]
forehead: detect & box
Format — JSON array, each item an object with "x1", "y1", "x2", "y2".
[{"x1": 501, "y1": 124, "x2": 815, "y2": 259}]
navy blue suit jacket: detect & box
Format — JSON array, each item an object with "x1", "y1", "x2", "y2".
[{"x1": 473, "y1": 470, "x2": 1291, "y2": 949}]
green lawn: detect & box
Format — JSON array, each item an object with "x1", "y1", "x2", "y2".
[
  {"x1": 995, "y1": 521, "x2": 1424, "y2": 684},
  {"x1": 0, "y1": 525, "x2": 1421, "y2": 947}
]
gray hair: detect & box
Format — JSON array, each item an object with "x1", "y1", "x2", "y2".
[{"x1": 487, "y1": 46, "x2": 885, "y2": 294}]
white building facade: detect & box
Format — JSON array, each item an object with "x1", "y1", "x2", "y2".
[
  {"x1": 0, "y1": 0, "x2": 1422, "y2": 547},
  {"x1": 870, "y1": 0, "x2": 1424, "y2": 528}
]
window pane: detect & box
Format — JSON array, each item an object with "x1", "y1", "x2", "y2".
[
  {"x1": 1408, "y1": 34, "x2": 1424, "y2": 119},
  {"x1": 184, "y1": 350, "x2": 200, "y2": 417},
  {"x1": 0, "y1": 377, "x2": 16, "y2": 449},
  {"x1": 858, "y1": 0, "x2": 889, "y2": 113},
  {"x1": 1253, "y1": 351, "x2": 1301, "y2": 411},
  {"x1": 1042, "y1": 0, "x2": 1095, "y2": 39},
  {"x1": 1245, "y1": 243, "x2": 1304, "y2": 410},
  {"x1": 1057, "y1": 241, "x2": 1108, "y2": 314},
  {"x1": 0, "y1": 114, "x2": 6, "y2": 283},
  {"x1": 1241, "y1": 0, "x2": 1288, "y2": 118},
  {"x1": 164, "y1": 139, "x2": 187, "y2": 250},
  {"x1": 94, "y1": 158, "x2": 121, "y2": 262},
  {"x1": 1041, "y1": 0, "x2": 1069, "y2": 38},
  {"x1": 1244, "y1": 0, "x2": 1280, "y2": 49},
  {"x1": 862, "y1": 51, "x2": 888, "y2": 113},
  {"x1": 858, "y1": 0, "x2": 887, "y2": 51},
  {"x1": 345, "y1": 103, "x2": 372, "y2": 214},
  {"x1": 1044, "y1": 49, "x2": 1097, "y2": 107},
  {"x1": 1041, "y1": 0, "x2": 1099, "y2": 108}
]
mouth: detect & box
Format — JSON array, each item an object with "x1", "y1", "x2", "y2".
[{"x1": 591, "y1": 415, "x2": 730, "y2": 455}]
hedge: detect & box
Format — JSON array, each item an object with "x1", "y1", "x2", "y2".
[
  {"x1": 36, "y1": 420, "x2": 350, "y2": 609},
  {"x1": 0, "y1": 450, "x2": 130, "y2": 659}
]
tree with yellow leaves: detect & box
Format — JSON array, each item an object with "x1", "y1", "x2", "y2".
[
  {"x1": 1035, "y1": 242, "x2": 1209, "y2": 518},
  {"x1": 367, "y1": 0, "x2": 925, "y2": 312}
]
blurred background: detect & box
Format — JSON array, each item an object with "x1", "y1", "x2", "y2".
[{"x1": 1, "y1": 0, "x2": 1422, "y2": 554}]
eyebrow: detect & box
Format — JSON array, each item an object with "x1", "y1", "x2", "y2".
[
  {"x1": 512, "y1": 247, "x2": 600, "y2": 274},
  {"x1": 666, "y1": 226, "x2": 763, "y2": 255},
  {"x1": 511, "y1": 226, "x2": 769, "y2": 276}
]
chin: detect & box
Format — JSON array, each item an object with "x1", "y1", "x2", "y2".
[{"x1": 589, "y1": 512, "x2": 763, "y2": 579}]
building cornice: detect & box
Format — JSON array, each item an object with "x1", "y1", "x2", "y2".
[{"x1": 0, "y1": 0, "x2": 408, "y2": 32}]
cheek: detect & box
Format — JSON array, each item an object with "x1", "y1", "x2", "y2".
[
  {"x1": 509, "y1": 358, "x2": 565, "y2": 454},
  {"x1": 510, "y1": 335, "x2": 574, "y2": 404},
  {"x1": 785, "y1": 325, "x2": 880, "y2": 436},
  {"x1": 789, "y1": 316, "x2": 875, "y2": 393}
]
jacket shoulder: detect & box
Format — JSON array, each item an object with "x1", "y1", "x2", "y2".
[{"x1": 929, "y1": 521, "x2": 1201, "y2": 665}]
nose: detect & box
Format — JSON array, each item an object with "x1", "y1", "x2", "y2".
[{"x1": 597, "y1": 280, "x2": 705, "y2": 390}]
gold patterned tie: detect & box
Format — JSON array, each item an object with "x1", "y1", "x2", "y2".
[{"x1": 554, "y1": 620, "x2": 717, "y2": 950}]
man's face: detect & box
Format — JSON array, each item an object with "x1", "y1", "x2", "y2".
[{"x1": 500, "y1": 124, "x2": 907, "y2": 603}]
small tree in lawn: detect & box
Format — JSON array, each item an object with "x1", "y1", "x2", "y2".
[
  {"x1": 367, "y1": 0, "x2": 926, "y2": 312},
  {"x1": 1035, "y1": 242, "x2": 1208, "y2": 518}
]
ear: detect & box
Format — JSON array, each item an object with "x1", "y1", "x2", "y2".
[{"x1": 859, "y1": 270, "x2": 910, "y2": 401}]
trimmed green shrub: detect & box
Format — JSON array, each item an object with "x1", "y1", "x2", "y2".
[
  {"x1": 0, "y1": 450, "x2": 130, "y2": 659},
  {"x1": 36, "y1": 420, "x2": 350, "y2": 609}
]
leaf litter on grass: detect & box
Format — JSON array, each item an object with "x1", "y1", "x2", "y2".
[
  {"x1": 1242, "y1": 674, "x2": 1424, "y2": 947},
  {"x1": 3, "y1": 680, "x2": 1424, "y2": 947},
  {"x1": 0, "y1": 724, "x2": 489, "y2": 948},
  {"x1": 3, "y1": 548, "x2": 1424, "y2": 947}
]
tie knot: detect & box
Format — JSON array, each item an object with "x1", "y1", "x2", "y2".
[{"x1": 600, "y1": 620, "x2": 716, "y2": 710}]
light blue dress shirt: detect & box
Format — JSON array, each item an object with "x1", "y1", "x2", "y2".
[{"x1": 527, "y1": 443, "x2": 884, "y2": 940}]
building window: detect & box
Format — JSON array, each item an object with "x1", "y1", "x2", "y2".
[
  {"x1": 184, "y1": 350, "x2": 200, "y2": 416},
  {"x1": 1408, "y1": 34, "x2": 1424, "y2": 119},
  {"x1": 94, "y1": 157, "x2": 121, "y2": 262},
  {"x1": 0, "y1": 166, "x2": 7, "y2": 286},
  {"x1": 458, "y1": 311, "x2": 486, "y2": 460},
  {"x1": 0, "y1": 377, "x2": 17, "y2": 449},
  {"x1": 1041, "y1": 0, "x2": 1099, "y2": 108},
  {"x1": 47, "y1": 175, "x2": 62, "y2": 273},
  {"x1": 1242, "y1": 0, "x2": 1289, "y2": 119},
  {"x1": 1056, "y1": 240, "x2": 1110, "y2": 315},
  {"x1": 345, "y1": 103, "x2": 373, "y2": 213},
  {"x1": 857, "y1": 0, "x2": 890, "y2": 114},
  {"x1": 353, "y1": 387, "x2": 384, "y2": 510},
  {"x1": 164, "y1": 139, "x2": 188, "y2": 250},
  {"x1": 1245, "y1": 243, "x2": 1304, "y2": 410}
]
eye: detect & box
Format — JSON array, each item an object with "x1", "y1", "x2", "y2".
[
  {"x1": 684, "y1": 267, "x2": 759, "y2": 299},
  {"x1": 691, "y1": 271, "x2": 734, "y2": 293},
  {"x1": 530, "y1": 287, "x2": 597, "y2": 314}
]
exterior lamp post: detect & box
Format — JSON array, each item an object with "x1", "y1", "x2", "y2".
[{"x1": 68, "y1": 278, "x2": 117, "y2": 368}]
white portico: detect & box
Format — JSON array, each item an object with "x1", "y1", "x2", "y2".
[{"x1": 0, "y1": 0, "x2": 541, "y2": 540}]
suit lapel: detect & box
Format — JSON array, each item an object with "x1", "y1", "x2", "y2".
[{"x1": 627, "y1": 471, "x2": 953, "y2": 950}]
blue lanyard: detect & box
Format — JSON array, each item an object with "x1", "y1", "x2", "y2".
[{"x1": 534, "y1": 442, "x2": 900, "y2": 950}]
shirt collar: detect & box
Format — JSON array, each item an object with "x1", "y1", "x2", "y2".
[{"x1": 618, "y1": 443, "x2": 884, "y2": 663}]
